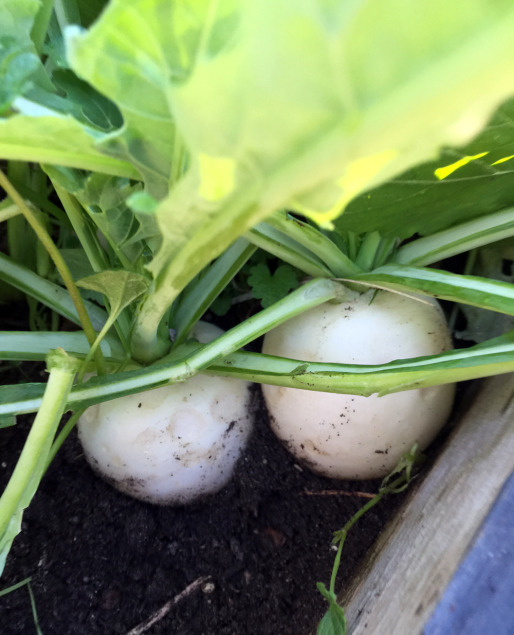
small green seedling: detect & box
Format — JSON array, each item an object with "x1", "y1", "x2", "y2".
[{"x1": 316, "y1": 446, "x2": 422, "y2": 635}]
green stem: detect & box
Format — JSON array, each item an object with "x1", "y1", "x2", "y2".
[
  {"x1": 0, "y1": 170, "x2": 106, "y2": 375},
  {"x1": 51, "y1": 182, "x2": 131, "y2": 350},
  {"x1": 53, "y1": 0, "x2": 81, "y2": 29},
  {"x1": 245, "y1": 223, "x2": 333, "y2": 278},
  {"x1": 265, "y1": 211, "x2": 362, "y2": 278},
  {"x1": 392, "y1": 207, "x2": 514, "y2": 267},
  {"x1": 45, "y1": 409, "x2": 85, "y2": 470},
  {"x1": 329, "y1": 472, "x2": 409, "y2": 595},
  {"x1": 355, "y1": 231, "x2": 382, "y2": 271},
  {"x1": 0, "y1": 252, "x2": 108, "y2": 331},
  {"x1": 130, "y1": 183, "x2": 263, "y2": 364},
  {"x1": 0, "y1": 366, "x2": 74, "y2": 572},
  {"x1": 0, "y1": 203, "x2": 21, "y2": 223},
  {"x1": 4, "y1": 326, "x2": 514, "y2": 418},
  {"x1": 30, "y1": 0, "x2": 54, "y2": 55},
  {"x1": 52, "y1": 183, "x2": 110, "y2": 273},
  {"x1": 58, "y1": 279, "x2": 343, "y2": 409},
  {"x1": 172, "y1": 238, "x2": 257, "y2": 346}
]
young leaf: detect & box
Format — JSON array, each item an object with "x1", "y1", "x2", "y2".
[
  {"x1": 317, "y1": 604, "x2": 347, "y2": 635},
  {"x1": 247, "y1": 262, "x2": 301, "y2": 308},
  {"x1": 77, "y1": 270, "x2": 149, "y2": 316},
  {"x1": 76, "y1": 270, "x2": 148, "y2": 376}
]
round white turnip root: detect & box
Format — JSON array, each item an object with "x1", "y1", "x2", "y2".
[
  {"x1": 78, "y1": 323, "x2": 252, "y2": 504},
  {"x1": 262, "y1": 289, "x2": 455, "y2": 479}
]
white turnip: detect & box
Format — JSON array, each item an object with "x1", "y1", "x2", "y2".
[
  {"x1": 262, "y1": 289, "x2": 455, "y2": 479},
  {"x1": 77, "y1": 322, "x2": 252, "y2": 504}
]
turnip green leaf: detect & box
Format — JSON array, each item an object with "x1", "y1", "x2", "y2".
[
  {"x1": 338, "y1": 99, "x2": 514, "y2": 239},
  {"x1": 0, "y1": 114, "x2": 139, "y2": 179},
  {"x1": 77, "y1": 270, "x2": 148, "y2": 317},
  {"x1": 247, "y1": 262, "x2": 301, "y2": 309}
]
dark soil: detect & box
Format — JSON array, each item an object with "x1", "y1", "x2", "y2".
[{"x1": 0, "y1": 374, "x2": 409, "y2": 635}]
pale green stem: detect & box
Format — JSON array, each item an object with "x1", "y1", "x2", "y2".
[
  {"x1": 265, "y1": 211, "x2": 362, "y2": 278},
  {"x1": 45, "y1": 409, "x2": 85, "y2": 470},
  {"x1": 0, "y1": 204, "x2": 21, "y2": 223},
  {"x1": 0, "y1": 169, "x2": 106, "y2": 375},
  {"x1": 0, "y1": 366, "x2": 74, "y2": 556},
  {"x1": 30, "y1": 0, "x2": 54, "y2": 55}
]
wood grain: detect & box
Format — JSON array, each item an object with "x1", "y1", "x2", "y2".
[{"x1": 336, "y1": 374, "x2": 514, "y2": 634}]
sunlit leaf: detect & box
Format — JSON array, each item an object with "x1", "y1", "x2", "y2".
[
  {"x1": 0, "y1": 114, "x2": 139, "y2": 178},
  {"x1": 337, "y1": 99, "x2": 514, "y2": 238}
]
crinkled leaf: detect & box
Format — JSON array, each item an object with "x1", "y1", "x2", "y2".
[
  {"x1": 76, "y1": 270, "x2": 149, "y2": 367},
  {"x1": 44, "y1": 166, "x2": 160, "y2": 261},
  {"x1": 247, "y1": 262, "x2": 301, "y2": 308},
  {"x1": 0, "y1": 37, "x2": 40, "y2": 112},
  {"x1": 77, "y1": 270, "x2": 148, "y2": 318},
  {"x1": 337, "y1": 99, "x2": 514, "y2": 239}
]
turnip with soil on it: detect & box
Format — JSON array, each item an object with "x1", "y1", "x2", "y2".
[
  {"x1": 77, "y1": 323, "x2": 253, "y2": 504},
  {"x1": 262, "y1": 289, "x2": 456, "y2": 479}
]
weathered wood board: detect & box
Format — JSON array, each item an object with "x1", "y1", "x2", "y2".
[
  {"x1": 424, "y1": 470, "x2": 514, "y2": 634},
  {"x1": 335, "y1": 373, "x2": 514, "y2": 634}
]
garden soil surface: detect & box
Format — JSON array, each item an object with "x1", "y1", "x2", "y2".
[{"x1": 0, "y1": 368, "x2": 416, "y2": 635}]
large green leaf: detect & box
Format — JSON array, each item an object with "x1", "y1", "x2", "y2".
[
  {"x1": 337, "y1": 99, "x2": 514, "y2": 238},
  {"x1": 0, "y1": 113, "x2": 139, "y2": 178},
  {"x1": 65, "y1": 0, "x2": 237, "y2": 195},
  {"x1": 165, "y1": 0, "x2": 514, "y2": 225},
  {"x1": 0, "y1": 0, "x2": 46, "y2": 112},
  {"x1": 121, "y1": 0, "x2": 514, "y2": 360}
]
